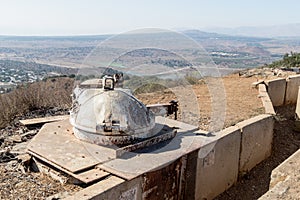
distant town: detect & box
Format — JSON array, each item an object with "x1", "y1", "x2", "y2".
[{"x1": 0, "y1": 60, "x2": 77, "y2": 93}]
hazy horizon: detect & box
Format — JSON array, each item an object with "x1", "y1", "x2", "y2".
[{"x1": 1, "y1": 0, "x2": 300, "y2": 36}]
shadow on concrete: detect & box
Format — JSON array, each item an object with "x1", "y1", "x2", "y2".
[{"x1": 215, "y1": 105, "x2": 300, "y2": 200}]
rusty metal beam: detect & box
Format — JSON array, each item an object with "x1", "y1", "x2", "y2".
[
  {"x1": 116, "y1": 129, "x2": 177, "y2": 157},
  {"x1": 147, "y1": 100, "x2": 178, "y2": 120}
]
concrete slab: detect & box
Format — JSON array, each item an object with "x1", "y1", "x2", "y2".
[
  {"x1": 252, "y1": 80, "x2": 264, "y2": 88},
  {"x1": 236, "y1": 114, "x2": 274, "y2": 175},
  {"x1": 266, "y1": 78, "x2": 286, "y2": 106},
  {"x1": 259, "y1": 83, "x2": 267, "y2": 92},
  {"x1": 195, "y1": 126, "x2": 241, "y2": 200},
  {"x1": 19, "y1": 115, "x2": 69, "y2": 126},
  {"x1": 64, "y1": 176, "x2": 129, "y2": 200},
  {"x1": 27, "y1": 120, "x2": 116, "y2": 173},
  {"x1": 258, "y1": 84, "x2": 276, "y2": 115},
  {"x1": 98, "y1": 117, "x2": 208, "y2": 180},
  {"x1": 259, "y1": 149, "x2": 300, "y2": 200},
  {"x1": 285, "y1": 74, "x2": 300, "y2": 104},
  {"x1": 32, "y1": 155, "x2": 111, "y2": 185}
]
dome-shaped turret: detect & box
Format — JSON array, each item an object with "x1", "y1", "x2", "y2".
[{"x1": 70, "y1": 76, "x2": 156, "y2": 146}]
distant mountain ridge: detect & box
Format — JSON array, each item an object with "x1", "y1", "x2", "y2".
[
  {"x1": 181, "y1": 29, "x2": 271, "y2": 41},
  {"x1": 203, "y1": 23, "x2": 300, "y2": 38},
  {"x1": 1, "y1": 23, "x2": 300, "y2": 40},
  {"x1": 0, "y1": 34, "x2": 111, "y2": 41},
  {"x1": 0, "y1": 29, "x2": 270, "y2": 41}
]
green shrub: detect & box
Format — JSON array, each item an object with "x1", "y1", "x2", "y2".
[{"x1": 268, "y1": 52, "x2": 300, "y2": 69}]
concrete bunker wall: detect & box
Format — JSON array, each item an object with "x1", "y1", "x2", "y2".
[
  {"x1": 65, "y1": 75, "x2": 300, "y2": 200},
  {"x1": 266, "y1": 74, "x2": 300, "y2": 106},
  {"x1": 66, "y1": 117, "x2": 274, "y2": 200},
  {"x1": 259, "y1": 85, "x2": 300, "y2": 199}
]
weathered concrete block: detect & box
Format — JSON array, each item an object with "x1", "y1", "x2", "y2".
[
  {"x1": 236, "y1": 114, "x2": 274, "y2": 175},
  {"x1": 295, "y1": 86, "x2": 300, "y2": 119},
  {"x1": 64, "y1": 176, "x2": 142, "y2": 200},
  {"x1": 258, "y1": 84, "x2": 276, "y2": 115},
  {"x1": 195, "y1": 126, "x2": 241, "y2": 200},
  {"x1": 266, "y1": 78, "x2": 286, "y2": 106},
  {"x1": 285, "y1": 75, "x2": 300, "y2": 104},
  {"x1": 252, "y1": 80, "x2": 264, "y2": 88},
  {"x1": 258, "y1": 83, "x2": 267, "y2": 92}
]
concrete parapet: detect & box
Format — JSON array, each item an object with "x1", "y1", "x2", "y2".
[
  {"x1": 64, "y1": 176, "x2": 128, "y2": 200},
  {"x1": 266, "y1": 78, "x2": 286, "y2": 106},
  {"x1": 195, "y1": 126, "x2": 241, "y2": 200},
  {"x1": 285, "y1": 74, "x2": 300, "y2": 104},
  {"x1": 295, "y1": 86, "x2": 300, "y2": 119},
  {"x1": 236, "y1": 114, "x2": 274, "y2": 175},
  {"x1": 294, "y1": 87, "x2": 300, "y2": 131},
  {"x1": 259, "y1": 83, "x2": 267, "y2": 92},
  {"x1": 259, "y1": 84, "x2": 276, "y2": 115}
]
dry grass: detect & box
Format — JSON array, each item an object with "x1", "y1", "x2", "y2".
[
  {"x1": 0, "y1": 73, "x2": 264, "y2": 131},
  {"x1": 0, "y1": 78, "x2": 74, "y2": 128},
  {"x1": 136, "y1": 73, "x2": 264, "y2": 131}
]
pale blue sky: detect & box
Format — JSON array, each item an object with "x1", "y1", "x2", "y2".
[{"x1": 1, "y1": 0, "x2": 299, "y2": 35}]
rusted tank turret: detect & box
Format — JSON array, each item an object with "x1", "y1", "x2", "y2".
[{"x1": 70, "y1": 76, "x2": 156, "y2": 145}]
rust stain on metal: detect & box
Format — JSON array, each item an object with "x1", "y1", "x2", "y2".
[
  {"x1": 116, "y1": 129, "x2": 177, "y2": 157},
  {"x1": 142, "y1": 158, "x2": 184, "y2": 200},
  {"x1": 147, "y1": 100, "x2": 178, "y2": 120},
  {"x1": 72, "y1": 168, "x2": 110, "y2": 184}
]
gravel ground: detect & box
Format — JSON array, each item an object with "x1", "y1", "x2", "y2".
[{"x1": 0, "y1": 108, "x2": 81, "y2": 200}]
